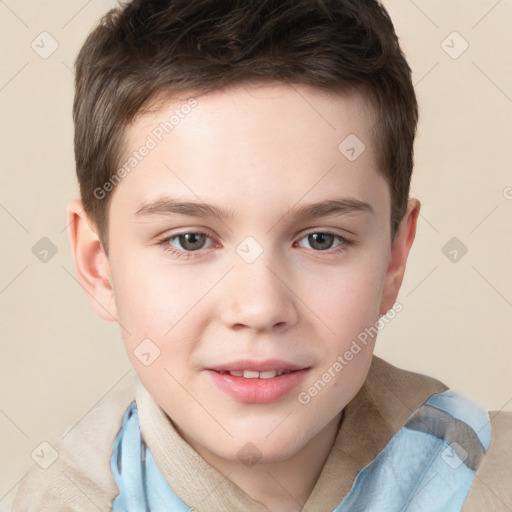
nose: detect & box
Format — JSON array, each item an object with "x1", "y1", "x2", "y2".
[{"x1": 220, "y1": 253, "x2": 299, "y2": 333}]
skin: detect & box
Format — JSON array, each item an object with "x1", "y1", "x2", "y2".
[{"x1": 67, "y1": 82, "x2": 420, "y2": 511}]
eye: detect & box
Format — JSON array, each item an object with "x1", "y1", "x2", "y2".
[
  {"x1": 157, "y1": 229, "x2": 354, "y2": 260},
  {"x1": 295, "y1": 231, "x2": 353, "y2": 253},
  {"x1": 158, "y1": 231, "x2": 214, "y2": 259}
]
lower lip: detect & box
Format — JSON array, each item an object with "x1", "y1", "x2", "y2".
[{"x1": 206, "y1": 369, "x2": 309, "y2": 404}]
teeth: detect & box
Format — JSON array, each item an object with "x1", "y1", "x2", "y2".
[
  {"x1": 259, "y1": 371, "x2": 277, "y2": 379},
  {"x1": 242, "y1": 370, "x2": 260, "y2": 379},
  {"x1": 222, "y1": 369, "x2": 292, "y2": 378}
]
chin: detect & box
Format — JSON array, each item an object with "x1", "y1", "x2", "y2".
[
  {"x1": 233, "y1": 430, "x2": 308, "y2": 463},
  {"x1": 217, "y1": 441, "x2": 302, "y2": 467}
]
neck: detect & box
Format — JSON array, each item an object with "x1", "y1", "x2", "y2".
[{"x1": 185, "y1": 412, "x2": 343, "y2": 512}]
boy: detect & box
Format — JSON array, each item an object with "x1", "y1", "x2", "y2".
[{"x1": 13, "y1": 0, "x2": 511, "y2": 510}]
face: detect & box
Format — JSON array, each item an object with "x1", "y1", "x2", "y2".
[{"x1": 102, "y1": 83, "x2": 398, "y2": 464}]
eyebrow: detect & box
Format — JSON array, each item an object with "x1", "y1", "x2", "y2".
[{"x1": 134, "y1": 196, "x2": 374, "y2": 220}]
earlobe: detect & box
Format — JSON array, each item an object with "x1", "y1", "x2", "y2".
[
  {"x1": 65, "y1": 199, "x2": 118, "y2": 322},
  {"x1": 379, "y1": 198, "x2": 421, "y2": 316}
]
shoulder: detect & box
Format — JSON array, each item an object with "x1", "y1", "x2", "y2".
[
  {"x1": 368, "y1": 357, "x2": 512, "y2": 511},
  {"x1": 463, "y1": 410, "x2": 512, "y2": 511},
  {"x1": 11, "y1": 372, "x2": 138, "y2": 512}
]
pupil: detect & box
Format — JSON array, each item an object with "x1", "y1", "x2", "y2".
[
  {"x1": 310, "y1": 233, "x2": 333, "y2": 251},
  {"x1": 181, "y1": 233, "x2": 204, "y2": 250}
]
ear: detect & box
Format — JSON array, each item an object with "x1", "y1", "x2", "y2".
[
  {"x1": 379, "y1": 198, "x2": 420, "y2": 316},
  {"x1": 65, "y1": 199, "x2": 118, "y2": 322}
]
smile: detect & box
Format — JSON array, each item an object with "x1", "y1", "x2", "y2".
[{"x1": 205, "y1": 360, "x2": 310, "y2": 403}]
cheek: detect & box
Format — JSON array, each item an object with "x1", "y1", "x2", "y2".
[
  {"x1": 112, "y1": 277, "x2": 167, "y2": 335},
  {"x1": 110, "y1": 256, "x2": 213, "y2": 374},
  {"x1": 110, "y1": 252, "x2": 188, "y2": 330},
  {"x1": 295, "y1": 250, "x2": 387, "y2": 404},
  {"x1": 302, "y1": 252, "x2": 388, "y2": 337}
]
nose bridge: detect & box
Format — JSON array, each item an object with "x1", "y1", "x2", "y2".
[{"x1": 220, "y1": 242, "x2": 297, "y2": 331}]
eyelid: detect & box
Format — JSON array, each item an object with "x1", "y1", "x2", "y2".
[
  {"x1": 299, "y1": 227, "x2": 354, "y2": 239},
  {"x1": 161, "y1": 229, "x2": 216, "y2": 249}
]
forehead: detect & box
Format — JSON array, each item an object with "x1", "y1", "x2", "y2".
[
  {"x1": 132, "y1": 82, "x2": 376, "y2": 150},
  {"x1": 110, "y1": 82, "x2": 387, "y2": 224}
]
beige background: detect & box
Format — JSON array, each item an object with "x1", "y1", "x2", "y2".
[{"x1": 1, "y1": 0, "x2": 511, "y2": 509}]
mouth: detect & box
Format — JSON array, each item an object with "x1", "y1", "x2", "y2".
[
  {"x1": 205, "y1": 359, "x2": 310, "y2": 403},
  {"x1": 214, "y1": 369, "x2": 295, "y2": 379},
  {"x1": 207, "y1": 359, "x2": 307, "y2": 374}
]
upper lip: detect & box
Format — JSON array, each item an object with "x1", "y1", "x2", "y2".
[{"x1": 207, "y1": 359, "x2": 309, "y2": 372}]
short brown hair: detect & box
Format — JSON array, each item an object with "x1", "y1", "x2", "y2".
[{"x1": 73, "y1": 0, "x2": 418, "y2": 255}]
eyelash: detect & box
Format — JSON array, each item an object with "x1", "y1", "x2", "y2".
[{"x1": 157, "y1": 230, "x2": 355, "y2": 260}]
